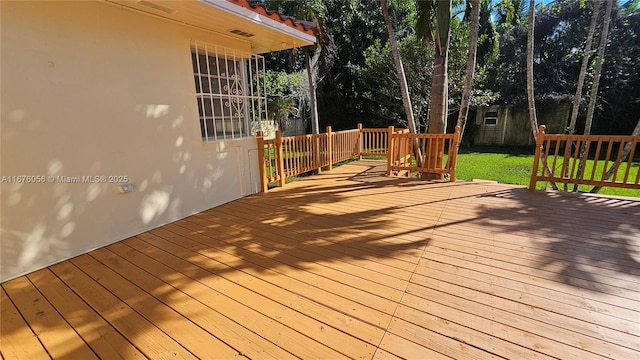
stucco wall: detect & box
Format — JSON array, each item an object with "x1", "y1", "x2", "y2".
[{"x1": 1, "y1": 1, "x2": 261, "y2": 281}]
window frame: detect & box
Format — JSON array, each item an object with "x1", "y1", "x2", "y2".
[
  {"x1": 483, "y1": 111, "x2": 498, "y2": 126},
  {"x1": 191, "y1": 41, "x2": 267, "y2": 141}
]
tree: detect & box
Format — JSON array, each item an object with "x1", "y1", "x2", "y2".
[
  {"x1": 583, "y1": 0, "x2": 613, "y2": 138},
  {"x1": 495, "y1": 0, "x2": 527, "y2": 32},
  {"x1": 596, "y1": 7, "x2": 640, "y2": 134},
  {"x1": 567, "y1": 2, "x2": 601, "y2": 136},
  {"x1": 353, "y1": 37, "x2": 433, "y2": 130},
  {"x1": 575, "y1": 0, "x2": 614, "y2": 191},
  {"x1": 456, "y1": 0, "x2": 481, "y2": 140},
  {"x1": 562, "y1": 2, "x2": 601, "y2": 190},
  {"x1": 380, "y1": 0, "x2": 419, "y2": 135},
  {"x1": 527, "y1": 0, "x2": 558, "y2": 190},
  {"x1": 526, "y1": 0, "x2": 539, "y2": 142},
  {"x1": 417, "y1": 0, "x2": 452, "y2": 135},
  {"x1": 417, "y1": 0, "x2": 452, "y2": 180},
  {"x1": 264, "y1": 0, "x2": 336, "y2": 134}
]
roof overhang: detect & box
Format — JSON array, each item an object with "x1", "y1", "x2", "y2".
[{"x1": 104, "y1": 0, "x2": 317, "y2": 54}]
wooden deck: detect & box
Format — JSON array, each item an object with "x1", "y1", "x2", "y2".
[{"x1": 2, "y1": 160, "x2": 639, "y2": 359}]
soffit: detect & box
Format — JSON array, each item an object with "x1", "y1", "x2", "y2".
[{"x1": 104, "y1": 0, "x2": 317, "y2": 54}]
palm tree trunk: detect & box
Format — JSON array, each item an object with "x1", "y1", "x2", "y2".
[
  {"x1": 568, "y1": 2, "x2": 600, "y2": 135},
  {"x1": 380, "y1": 0, "x2": 422, "y2": 166},
  {"x1": 423, "y1": 0, "x2": 451, "y2": 181},
  {"x1": 305, "y1": 47, "x2": 319, "y2": 135},
  {"x1": 380, "y1": 0, "x2": 417, "y2": 135},
  {"x1": 562, "y1": 2, "x2": 600, "y2": 189},
  {"x1": 527, "y1": 0, "x2": 558, "y2": 190},
  {"x1": 574, "y1": 0, "x2": 613, "y2": 191},
  {"x1": 526, "y1": 0, "x2": 539, "y2": 142},
  {"x1": 456, "y1": 0, "x2": 481, "y2": 139},
  {"x1": 428, "y1": 56, "x2": 448, "y2": 134}
]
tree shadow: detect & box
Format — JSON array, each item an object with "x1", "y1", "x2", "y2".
[
  {"x1": 474, "y1": 188, "x2": 640, "y2": 294},
  {"x1": 6, "y1": 160, "x2": 638, "y2": 359}
]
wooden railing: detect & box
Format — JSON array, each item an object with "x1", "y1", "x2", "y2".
[
  {"x1": 360, "y1": 125, "x2": 391, "y2": 157},
  {"x1": 388, "y1": 126, "x2": 461, "y2": 182},
  {"x1": 281, "y1": 133, "x2": 330, "y2": 178},
  {"x1": 529, "y1": 125, "x2": 640, "y2": 191},
  {"x1": 330, "y1": 128, "x2": 360, "y2": 166},
  {"x1": 257, "y1": 124, "x2": 460, "y2": 191},
  {"x1": 257, "y1": 127, "x2": 367, "y2": 191}
]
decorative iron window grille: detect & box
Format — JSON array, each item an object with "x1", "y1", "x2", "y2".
[{"x1": 191, "y1": 41, "x2": 267, "y2": 141}]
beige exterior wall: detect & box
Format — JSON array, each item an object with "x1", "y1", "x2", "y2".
[{"x1": 1, "y1": 1, "x2": 262, "y2": 281}]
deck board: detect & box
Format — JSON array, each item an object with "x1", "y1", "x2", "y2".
[
  {"x1": 2, "y1": 277, "x2": 98, "y2": 360},
  {"x1": 26, "y1": 269, "x2": 147, "y2": 359},
  {"x1": 0, "y1": 288, "x2": 50, "y2": 360},
  {"x1": 2, "y1": 160, "x2": 639, "y2": 359}
]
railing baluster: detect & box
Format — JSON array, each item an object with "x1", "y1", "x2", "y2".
[
  {"x1": 570, "y1": 137, "x2": 581, "y2": 180},
  {"x1": 611, "y1": 139, "x2": 625, "y2": 184},
  {"x1": 550, "y1": 138, "x2": 561, "y2": 179},
  {"x1": 590, "y1": 140, "x2": 603, "y2": 183},
  {"x1": 623, "y1": 141, "x2": 636, "y2": 184},
  {"x1": 601, "y1": 138, "x2": 614, "y2": 184}
]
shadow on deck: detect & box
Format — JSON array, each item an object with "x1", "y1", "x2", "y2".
[{"x1": 2, "y1": 160, "x2": 639, "y2": 359}]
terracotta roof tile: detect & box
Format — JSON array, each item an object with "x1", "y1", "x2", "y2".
[{"x1": 226, "y1": 0, "x2": 316, "y2": 37}]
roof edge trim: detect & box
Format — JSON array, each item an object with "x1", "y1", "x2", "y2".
[{"x1": 200, "y1": 0, "x2": 317, "y2": 47}]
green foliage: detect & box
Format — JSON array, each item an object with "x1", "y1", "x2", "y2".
[
  {"x1": 598, "y1": 12, "x2": 640, "y2": 134},
  {"x1": 477, "y1": 0, "x2": 499, "y2": 67},
  {"x1": 265, "y1": 70, "x2": 309, "y2": 131},
  {"x1": 495, "y1": 0, "x2": 527, "y2": 32},
  {"x1": 353, "y1": 36, "x2": 433, "y2": 130},
  {"x1": 260, "y1": 0, "x2": 639, "y2": 136},
  {"x1": 486, "y1": 0, "x2": 640, "y2": 135}
]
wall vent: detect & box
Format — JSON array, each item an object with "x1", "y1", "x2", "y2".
[
  {"x1": 137, "y1": 0, "x2": 175, "y2": 14},
  {"x1": 229, "y1": 29, "x2": 255, "y2": 38}
]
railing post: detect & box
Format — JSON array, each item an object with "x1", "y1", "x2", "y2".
[
  {"x1": 256, "y1": 131, "x2": 268, "y2": 192},
  {"x1": 326, "y1": 126, "x2": 333, "y2": 171},
  {"x1": 357, "y1": 123, "x2": 363, "y2": 160},
  {"x1": 529, "y1": 125, "x2": 546, "y2": 190},
  {"x1": 387, "y1": 126, "x2": 394, "y2": 176},
  {"x1": 450, "y1": 126, "x2": 461, "y2": 182},
  {"x1": 276, "y1": 130, "x2": 286, "y2": 188}
]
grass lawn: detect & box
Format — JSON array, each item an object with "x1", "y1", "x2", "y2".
[{"x1": 455, "y1": 147, "x2": 640, "y2": 198}]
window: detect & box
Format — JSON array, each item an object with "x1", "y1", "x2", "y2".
[
  {"x1": 191, "y1": 41, "x2": 267, "y2": 141},
  {"x1": 484, "y1": 111, "x2": 498, "y2": 126}
]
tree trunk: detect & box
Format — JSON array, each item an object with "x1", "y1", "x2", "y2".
[
  {"x1": 562, "y1": 2, "x2": 601, "y2": 189},
  {"x1": 380, "y1": 0, "x2": 422, "y2": 167},
  {"x1": 380, "y1": 0, "x2": 417, "y2": 135},
  {"x1": 568, "y1": 2, "x2": 600, "y2": 135},
  {"x1": 423, "y1": 0, "x2": 451, "y2": 181},
  {"x1": 456, "y1": 0, "x2": 481, "y2": 140},
  {"x1": 305, "y1": 47, "x2": 319, "y2": 135},
  {"x1": 583, "y1": 0, "x2": 613, "y2": 137},
  {"x1": 527, "y1": 0, "x2": 558, "y2": 190},
  {"x1": 574, "y1": 0, "x2": 614, "y2": 191},
  {"x1": 526, "y1": 0, "x2": 539, "y2": 142},
  {"x1": 429, "y1": 55, "x2": 448, "y2": 134},
  {"x1": 590, "y1": 118, "x2": 640, "y2": 193},
  {"x1": 427, "y1": 0, "x2": 451, "y2": 135}
]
